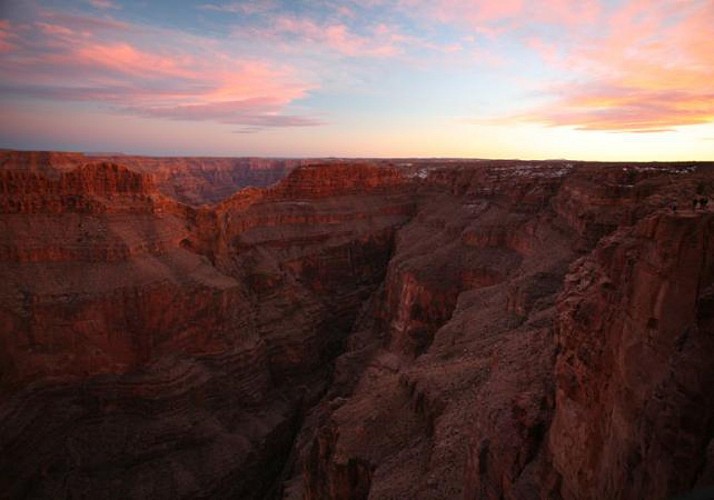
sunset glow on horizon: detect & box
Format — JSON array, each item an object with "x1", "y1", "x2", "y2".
[{"x1": 1, "y1": 0, "x2": 712, "y2": 160}]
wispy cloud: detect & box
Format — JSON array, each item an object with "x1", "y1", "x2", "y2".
[
  {"x1": 0, "y1": 20, "x2": 16, "y2": 52},
  {"x1": 2, "y1": 0, "x2": 711, "y2": 158},
  {"x1": 131, "y1": 99, "x2": 324, "y2": 127},
  {"x1": 394, "y1": 0, "x2": 714, "y2": 133},
  {"x1": 198, "y1": 1, "x2": 277, "y2": 15},
  {"x1": 88, "y1": 0, "x2": 121, "y2": 10},
  {"x1": 269, "y1": 16, "x2": 402, "y2": 58},
  {"x1": 0, "y1": 7, "x2": 321, "y2": 129},
  {"x1": 398, "y1": 0, "x2": 601, "y2": 36},
  {"x1": 626, "y1": 129, "x2": 675, "y2": 134},
  {"x1": 507, "y1": 0, "x2": 714, "y2": 131},
  {"x1": 514, "y1": 84, "x2": 714, "y2": 132}
]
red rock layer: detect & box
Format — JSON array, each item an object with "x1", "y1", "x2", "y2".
[
  {"x1": 0, "y1": 156, "x2": 416, "y2": 498},
  {"x1": 0, "y1": 161, "x2": 243, "y2": 386},
  {"x1": 205, "y1": 162, "x2": 417, "y2": 381},
  {"x1": 293, "y1": 161, "x2": 714, "y2": 500},
  {"x1": 0, "y1": 149, "x2": 309, "y2": 205},
  {"x1": 296, "y1": 168, "x2": 573, "y2": 499},
  {"x1": 104, "y1": 156, "x2": 316, "y2": 205},
  {"x1": 0, "y1": 162, "x2": 157, "y2": 214},
  {"x1": 550, "y1": 211, "x2": 714, "y2": 499}
]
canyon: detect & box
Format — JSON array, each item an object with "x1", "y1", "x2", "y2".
[{"x1": 0, "y1": 150, "x2": 712, "y2": 499}]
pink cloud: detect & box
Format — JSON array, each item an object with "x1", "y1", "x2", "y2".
[
  {"x1": 0, "y1": 9, "x2": 321, "y2": 129},
  {"x1": 400, "y1": 0, "x2": 601, "y2": 36},
  {"x1": 511, "y1": 0, "x2": 714, "y2": 131},
  {"x1": 271, "y1": 16, "x2": 401, "y2": 58},
  {"x1": 409, "y1": 0, "x2": 523, "y2": 26},
  {"x1": 0, "y1": 20, "x2": 17, "y2": 52},
  {"x1": 528, "y1": 0, "x2": 602, "y2": 27},
  {"x1": 198, "y1": 2, "x2": 278, "y2": 15},
  {"x1": 88, "y1": 0, "x2": 120, "y2": 10},
  {"x1": 36, "y1": 22, "x2": 75, "y2": 37},
  {"x1": 525, "y1": 37, "x2": 560, "y2": 66},
  {"x1": 73, "y1": 42, "x2": 195, "y2": 79},
  {"x1": 37, "y1": 9, "x2": 132, "y2": 33}
]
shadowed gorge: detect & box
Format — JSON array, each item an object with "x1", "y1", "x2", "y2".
[{"x1": 1, "y1": 151, "x2": 713, "y2": 499}]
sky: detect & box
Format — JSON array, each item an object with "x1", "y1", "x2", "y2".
[{"x1": 0, "y1": 0, "x2": 712, "y2": 160}]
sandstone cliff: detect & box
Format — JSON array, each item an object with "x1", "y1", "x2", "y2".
[
  {"x1": 291, "y1": 161, "x2": 713, "y2": 500},
  {"x1": 550, "y1": 211, "x2": 714, "y2": 500},
  {"x1": 0, "y1": 156, "x2": 415, "y2": 498}
]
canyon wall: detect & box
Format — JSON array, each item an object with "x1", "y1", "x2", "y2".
[
  {"x1": 1, "y1": 152, "x2": 712, "y2": 499},
  {"x1": 0, "y1": 149, "x2": 313, "y2": 205},
  {"x1": 0, "y1": 156, "x2": 414, "y2": 498},
  {"x1": 550, "y1": 211, "x2": 714, "y2": 499},
  {"x1": 292, "y1": 161, "x2": 713, "y2": 500}
]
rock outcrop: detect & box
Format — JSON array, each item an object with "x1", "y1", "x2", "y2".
[
  {"x1": 1, "y1": 151, "x2": 713, "y2": 500},
  {"x1": 550, "y1": 211, "x2": 714, "y2": 500}
]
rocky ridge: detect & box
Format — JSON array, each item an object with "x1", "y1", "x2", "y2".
[{"x1": 0, "y1": 149, "x2": 321, "y2": 206}]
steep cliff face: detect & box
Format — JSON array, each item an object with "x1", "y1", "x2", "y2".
[
  {"x1": 0, "y1": 162, "x2": 158, "y2": 214},
  {"x1": 550, "y1": 211, "x2": 714, "y2": 500},
  {"x1": 0, "y1": 161, "x2": 221, "y2": 386},
  {"x1": 295, "y1": 162, "x2": 714, "y2": 500},
  {"x1": 297, "y1": 165, "x2": 576, "y2": 499},
  {"x1": 206, "y1": 162, "x2": 416, "y2": 382},
  {"x1": 0, "y1": 156, "x2": 416, "y2": 499}
]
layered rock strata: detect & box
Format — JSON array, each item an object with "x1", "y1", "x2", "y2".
[
  {"x1": 1, "y1": 152, "x2": 712, "y2": 500},
  {"x1": 550, "y1": 212, "x2": 714, "y2": 500},
  {"x1": 0, "y1": 149, "x2": 314, "y2": 205},
  {"x1": 292, "y1": 162, "x2": 714, "y2": 500},
  {"x1": 0, "y1": 158, "x2": 414, "y2": 498}
]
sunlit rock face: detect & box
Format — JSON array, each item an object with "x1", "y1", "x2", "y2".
[{"x1": 1, "y1": 151, "x2": 712, "y2": 499}]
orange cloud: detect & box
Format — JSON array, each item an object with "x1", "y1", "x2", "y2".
[
  {"x1": 520, "y1": 84, "x2": 713, "y2": 131},
  {"x1": 515, "y1": 0, "x2": 714, "y2": 131}
]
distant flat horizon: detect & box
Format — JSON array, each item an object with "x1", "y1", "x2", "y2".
[{"x1": 3, "y1": 146, "x2": 712, "y2": 164}]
